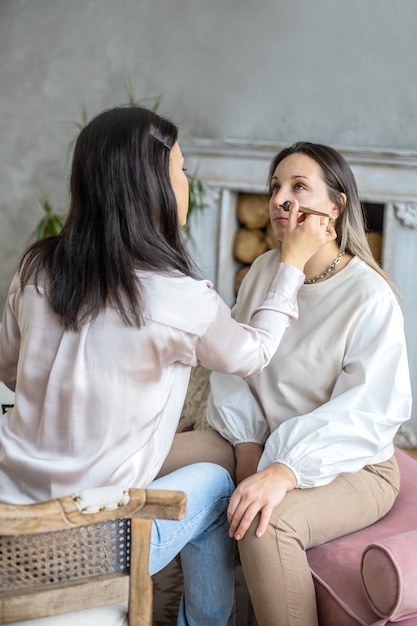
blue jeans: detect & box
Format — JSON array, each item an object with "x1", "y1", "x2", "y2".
[{"x1": 148, "y1": 462, "x2": 235, "y2": 626}]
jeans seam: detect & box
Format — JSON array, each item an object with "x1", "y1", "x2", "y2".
[{"x1": 150, "y1": 495, "x2": 231, "y2": 549}]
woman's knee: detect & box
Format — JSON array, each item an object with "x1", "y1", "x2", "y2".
[
  {"x1": 239, "y1": 495, "x2": 313, "y2": 562},
  {"x1": 154, "y1": 461, "x2": 234, "y2": 501},
  {"x1": 157, "y1": 430, "x2": 236, "y2": 480},
  {"x1": 187, "y1": 461, "x2": 235, "y2": 497}
]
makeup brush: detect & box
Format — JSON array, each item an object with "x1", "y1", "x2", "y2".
[{"x1": 282, "y1": 200, "x2": 329, "y2": 217}]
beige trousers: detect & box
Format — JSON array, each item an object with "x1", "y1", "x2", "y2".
[
  {"x1": 238, "y1": 455, "x2": 400, "y2": 626},
  {"x1": 158, "y1": 432, "x2": 399, "y2": 626},
  {"x1": 157, "y1": 429, "x2": 236, "y2": 481}
]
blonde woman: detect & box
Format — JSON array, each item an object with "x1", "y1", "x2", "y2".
[{"x1": 208, "y1": 142, "x2": 412, "y2": 626}]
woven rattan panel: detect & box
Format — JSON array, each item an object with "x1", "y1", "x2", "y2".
[{"x1": 0, "y1": 519, "x2": 130, "y2": 591}]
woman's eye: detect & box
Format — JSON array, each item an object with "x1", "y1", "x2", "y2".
[
  {"x1": 294, "y1": 183, "x2": 305, "y2": 191},
  {"x1": 271, "y1": 183, "x2": 279, "y2": 192},
  {"x1": 182, "y1": 168, "x2": 188, "y2": 173}
]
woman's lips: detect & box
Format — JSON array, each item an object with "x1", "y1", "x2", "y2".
[
  {"x1": 272, "y1": 215, "x2": 288, "y2": 224},
  {"x1": 272, "y1": 213, "x2": 305, "y2": 227}
]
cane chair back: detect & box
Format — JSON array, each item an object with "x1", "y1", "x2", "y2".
[{"x1": 0, "y1": 487, "x2": 186, "y2": 625}]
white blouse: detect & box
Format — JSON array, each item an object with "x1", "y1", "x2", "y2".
[
  {"x1": 0, "y1": 262, "x2": 303, "y2": 504},
  {"x1": 207, "y1": 251, "x2": 412, "y2": 488}
]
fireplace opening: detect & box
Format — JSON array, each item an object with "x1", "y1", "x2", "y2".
[{"x1": 232, "y1": 195, "x2": 385, "y2": 297}]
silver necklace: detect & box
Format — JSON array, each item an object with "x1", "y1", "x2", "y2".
[{"x1": 304, "y1": 251, "x2": 345, "y2": 284}]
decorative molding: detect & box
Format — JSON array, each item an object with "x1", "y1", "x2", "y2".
[
  {"x1": 394, "y1": 202, "x2": 417, "y2": 229},
  {"x1": 182, "y1": 139, "x2": 417, "y2": 204},
  {"x1": 204, "y1": 185, "x2": 221, "y2": 205},
  {"x1": 182, "y1": 138, "x2": 417, "y2": 169}
]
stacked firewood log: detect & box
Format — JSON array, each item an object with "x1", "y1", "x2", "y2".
[
  {"x1": 233, "y1": 193, "x2": 278, "y2": 294},
  {"x1": 232, "y1": 193, "x2": 383, "y2": 295}
]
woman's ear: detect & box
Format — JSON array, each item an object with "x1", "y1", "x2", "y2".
[
  {"x1": 337, "y1": 192, "x2": 347, "y2": 209},
  {"x1": 332, "y1": 192, "x2": 347, "y2": 220}
]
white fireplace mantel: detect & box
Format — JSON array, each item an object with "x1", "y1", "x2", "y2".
[
  {"x1": 183, "y1": 138, "x2": 417, "y2": 199},
  {"x1": 182, "y1": 138, "x2": 417, "y2": 445}
]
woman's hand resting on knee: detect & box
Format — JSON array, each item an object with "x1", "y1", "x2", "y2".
[{"x1": 227, "y1": 462, "x2": 297, "y2": 540}]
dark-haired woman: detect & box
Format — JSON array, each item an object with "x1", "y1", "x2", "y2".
[
  {"x1": 208, "y1": 142, "x2": 412, "y2": 626},
  {"x1": 0, "y1": 110, "x2": 332, "y2": 625}
]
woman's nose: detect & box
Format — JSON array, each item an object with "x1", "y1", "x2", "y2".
[{"x1": 273, "y1": 191, "x2": 289, "y2": 209}]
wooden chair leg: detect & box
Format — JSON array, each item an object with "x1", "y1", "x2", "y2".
[{"x1": 129, "y1": 518, "x2": 153, "y2": 626}]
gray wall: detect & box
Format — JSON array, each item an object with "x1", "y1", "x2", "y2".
[{"x1": 1, "y1": 0, "x2": 417, "y2": 309}]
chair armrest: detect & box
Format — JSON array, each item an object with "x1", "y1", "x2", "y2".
[{"x1": 0, "y1": 487, "x2": 186, "y2": 535}]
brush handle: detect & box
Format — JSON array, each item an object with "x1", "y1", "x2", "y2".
[{"x1": 282, "y1": 200, "x2": 329, "y2": 217}]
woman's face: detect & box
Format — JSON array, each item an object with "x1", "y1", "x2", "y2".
[
  {"x1": 268, "y1": 152, "x2": 337, "y2": 242},
  {"x1": 169, "y1": 142, "x2": 189, "y2": 227}
]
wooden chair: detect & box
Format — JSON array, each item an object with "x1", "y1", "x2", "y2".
[{"x1": 0, "y1": 486, "x2": 186, "y2": 626}]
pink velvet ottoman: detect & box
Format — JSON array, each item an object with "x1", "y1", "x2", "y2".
[{"x1": 307, "y1": 448, "x2": 417, "y2": 626}]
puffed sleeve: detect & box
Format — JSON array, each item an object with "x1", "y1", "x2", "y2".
[
  {"x1": 259, "y1": 290, "x2": 412, "y2": 488},
  {"x1": 207, "y1": 370, "x2": 270, "y2": 446},
  {"x1": 195, "y1": 262, "x2": 304, "y2": 377}
]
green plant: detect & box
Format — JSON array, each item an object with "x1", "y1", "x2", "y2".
[
  {"x1": 124, "y1": 77, "x2": 163, "y2": 112},
  {"x1": 34, "y1": 196, "x2": 66, "y2": 240},
  {"x1": 34, "y1": 86, "x2": 207, "y2": 240},
  {"x1": 184, "y1": 166, "x2": 207, "y2": 240},
  {"x1": 123, "y1": 83, "x2": 208, "y2": 232}
]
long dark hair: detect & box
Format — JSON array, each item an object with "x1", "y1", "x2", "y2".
[
  {"x1": 19, "y1": 106, "x2": 198, "y2": 330},
  {"x1": 268, "y1": 141, "x2": 398, "y2": 295}
]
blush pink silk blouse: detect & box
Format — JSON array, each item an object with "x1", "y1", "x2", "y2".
[{"x1": 0, "y1": 263, "x2": 303, "y2": 503}]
